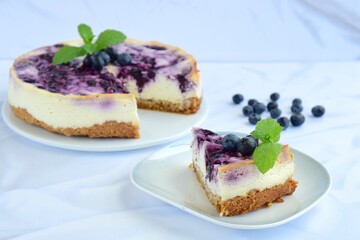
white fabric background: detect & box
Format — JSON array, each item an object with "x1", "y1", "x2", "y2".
[{"x1": 1, "y1": 0, "x2": 360, "y2": 239}]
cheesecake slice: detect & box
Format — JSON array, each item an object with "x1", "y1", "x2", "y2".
[
  {"x1": 8, "y1": 39, "x2": 201, "y2": 138},
  {"x1": 191, "y1": 128, "x2": 298, "y2": 216}
]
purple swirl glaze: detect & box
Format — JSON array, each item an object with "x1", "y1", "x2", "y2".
[
  {"x1": 194, "y1": 128, "x2": 250, "y2": 181},
  {"x1": 13, "y1": 42, "x2": 195, "y2": 95}
]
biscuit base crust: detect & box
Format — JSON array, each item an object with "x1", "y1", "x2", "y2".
[
  {"x1": 10, "y1": 106, "x2": 140, "y2": 138},
  {"x1": 137, "y1": 97, "x2": 202, "y2": 114},
  {"x1": 193, "y1": 165, "x2": 298, "y2": 216}
]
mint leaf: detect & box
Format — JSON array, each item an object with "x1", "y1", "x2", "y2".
[
  {"x1": 95, "y1": 29, "x2": 126, "y2": 51},
  {"x1": 53, "y1": 24, "x2": 127, "y2": 65},
  {"x1": 253, "y1": 142, "x2": 282, "y2": 174},
  {"x1": 83, "y1": 43, "x2": 96, "y2": 54},
  {"x1": 52, "y1": 46, "x2": 86, "y2": 64},
  {"x1": 78, "y1": 23, "x2": 94, "y2": 44},
  {"x1": 251, "y1": 118, "x2": 283, "y2": 143}
]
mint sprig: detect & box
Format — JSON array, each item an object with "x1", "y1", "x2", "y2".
[
  {"x1": 52, "y1": 23, "x2": 126, "y2": 65},
  {"x1": 251, "y1": 118, "x2": 283, "y2": 174}
]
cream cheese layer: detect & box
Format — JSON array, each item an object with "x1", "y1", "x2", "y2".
[{"x1": 8, "y1": 71, "x2": 139, "y2": 128}]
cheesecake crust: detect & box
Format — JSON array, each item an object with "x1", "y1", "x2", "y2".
[
  {"x1": 137, "y1": 97, "x2": 202, "y2": 114},
  {"x1": 216, "y1": 178, "x2": 298, "y2": 216},
  {"x1": 192, "y1": 164, "x2": 298, "y2": 217},
  {"x1": 11, "y1": 106, "x2": 140, "y2": 138}
]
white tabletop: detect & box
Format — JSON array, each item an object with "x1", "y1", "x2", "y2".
[{"x1": 1, "y1": 1, "x2": 360, "y2": 239}]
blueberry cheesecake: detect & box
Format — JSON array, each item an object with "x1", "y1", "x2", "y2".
[
  {"x1": 8, "y1": 25, "x2": 201, "y2": 138},
  {"x1": 191, "y1": 119, "x2": 298, "y2": 216}
]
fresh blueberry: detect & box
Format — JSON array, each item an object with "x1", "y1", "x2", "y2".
[
  {"x1": 83, "y1": 51, "x2": 110, "y2": 71},
  {"x1": 267, "y1": 101, "x2": 278, "y2": 111},
  {"x1": 116, "y1": 53, "x2": 132, "y2": 66},
  {"x1": 248, "y1": 99, "x2": 258, "y2": 107},
  {"x1": 246, "y1": 135, "x2": 259, "y2": 145},
  {"x1": 292, "y1": 98, "x2": 302, "y2": 105},
  {"x1": 253, "y1": 102, "x2": 266, "y2": 114},
  {"x1": 97, "y1": 51, "x2": 111, "y2": 65},
  {"x1": 270, "y1": 108, "x2": 282, "y2": 119},
  {"x1": 238, "y1": 136, "x2": 258, "y2": 156},
  {"x1": 291, "y1": 104, "x2": 303, "y2": 113},
  {"x1": 104, "y1": 47, "x2": 118, "y2": 62},
  {"x1": 270, "y1": 92, "x2": 280, "y2": 101},
  {"x1": 311, "y1": 105, "x2": 325, "y2": 117},
  {"x1": 232, "y1": 94, "x2": 244, "y2": 104},
  {"x1": 221, "y1": 134, "x2": 240, "y2": 152},
  {"x1": 290, "y1": 113, "x2": 305, "y2": 126},
  {"x1": 242, "y1": 105, "x2": 254, "y2": 116},
  {"x1": 89, "y1": 54, "x2": 103, "y2": 71},
  {"x1": 249, "y1": 114, "x2": 261, "y2": 125},
  {"x1": 277, "y1": 117, "x2": 290, "y2": 130},
  {"x1": 83, "y1": 54, "x2": 92, "y2": 67}
]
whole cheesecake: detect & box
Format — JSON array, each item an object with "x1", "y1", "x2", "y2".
[
  {"x1": 191, "y1": 128, "x2": 298, "y2": 216},
  {"x1": 8, "y1": 39, "x2": 201, "y2": 138}
]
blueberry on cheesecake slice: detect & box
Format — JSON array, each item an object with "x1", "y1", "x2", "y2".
[
  {"x1": 191, "y1": 119, "x2": 298, "y2": 216},
  {"x1": 8, "y1": 24, "x2": 201, "y2": 138}
]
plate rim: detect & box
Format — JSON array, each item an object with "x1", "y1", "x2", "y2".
[
  {"x1": 1, "y1": 99, "x2": 209, "y2": 152},
  {"x1": 130, "y1": 132, "x2": 332, "y2": 229}
]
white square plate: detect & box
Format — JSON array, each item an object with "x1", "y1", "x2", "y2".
[{"x1": 131, "y1": 134, "x2": 331, "y2": 229}]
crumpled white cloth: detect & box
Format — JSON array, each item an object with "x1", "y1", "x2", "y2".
[{"x1": 1, "y1": 62, "x2": 360, "y2": 239}]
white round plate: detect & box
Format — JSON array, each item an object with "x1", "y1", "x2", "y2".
[
  {"x1": 1, "y1": 100, "x2": 208, "y2": 152},
  {"x1": 131, "y1": 133, "x2": 332, "y2": 229}
]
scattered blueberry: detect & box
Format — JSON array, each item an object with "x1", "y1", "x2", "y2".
[
  {"x1": 270, "y1": 92, "x2": 280, "y2": 101},
  {"x1": 248, "y1": 114, "x2": 261, "y2": 125},
  {"x1": 312, "y1": 105, "x2": 325, "y2": 117},
  {"x1": 292, "y1": 98, "x2": 302, "y2": 105},
  {"x1": 230, "y1": 93, "x2": 324, "y2": 128},
  {"x1": 248, "y1": 99, "x2": 258, "y2": 107},
  {"x1": 242, "y1": 105, "x2": 254, "y2": 116},
  {"x1": 270, "y1": 108, "x2": 282, "y2": 119},
  {"x1": 116, "y1": 53, "x2": 132, "y2": 66},
  {"x1": 290, "y1": 113, "x2": 305, "y2": 126},
  {"x1": 253, "y1": 102, "x2": 266, "y2": 114},
  {"x1": 221, "y1": 134, "x2": 240, "y2": 152},
  {"x1": 232, "y1": 94, "x2": 244, "y2": 104},
  {"x1": 277, "y1": 117, "x2": 290, "y2": 130},
  {"x1": 267, "y1": 101, "x2": 278, "y2": 111},
  {"x1": 291, "y1": 104, "x2": 303, "y2": 113},
  {"x1": 238, "y1": 136, "x2": 258, "y2": 156}
]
